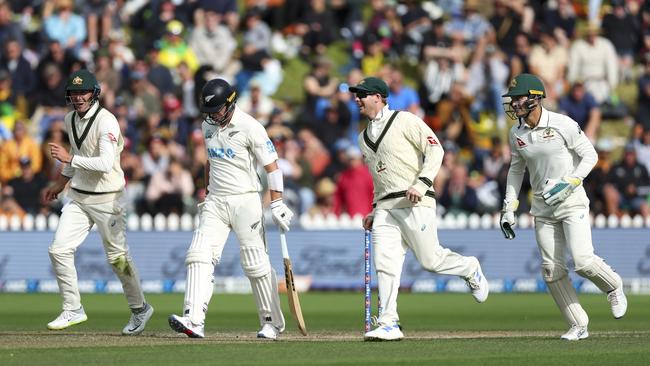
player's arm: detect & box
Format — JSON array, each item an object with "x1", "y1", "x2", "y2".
[
  {"x1": 251, "y1": 123, "x2": 293, "y2": 231},
  {"x1": 500, "y1": 133, "x2": 525, "y2": 239},
  {"x1": 43, "y1": 173, "x2": 71, "y2": 202},
  {"x1": 404, "y1": 116, "x2": 443, "y2": 203},
  {"x1": 68, "y1": 117, "x2": 120, "y2": 173}
]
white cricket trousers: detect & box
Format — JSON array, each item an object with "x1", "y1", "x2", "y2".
[
  {"x1": 372, "y1": 205, "x2": 478, "y2": 325},
  {"x1": 48, "y1": 198, "x2": 145, "y2": 311}
]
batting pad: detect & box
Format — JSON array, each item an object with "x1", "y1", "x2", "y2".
[
  {"x1": 546, "y1": 275, "x2": 589, "y2": 327},
  {"x1": 184, "y1": 262, "x2": 214, "y2": 326},
  {"x1": 575, "y1": 257, "x2": 622, "y2": 293},
  {"x1": 249, "y1": 269, "x2": 285, "y2": 330}
]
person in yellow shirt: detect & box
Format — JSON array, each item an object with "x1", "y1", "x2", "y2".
[
  {"x1": 156, "y1": 20, "x2": 199, "y2": 72},
  {"x1": 0, "y1": 120, "x2": 42, "y2": 182}
]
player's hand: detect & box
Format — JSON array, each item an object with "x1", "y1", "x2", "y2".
[
  {"x1": 49, "y1": 143, "x2": 72, "y2": 164},
  {"x1": 270, "y1": 199, "x2": 293, "y2": 231},
  {"x1": 362, "y1": 214, "x2": 374, "y2": 230},
  {"x1": 500, "y1": 199, "x2": 518, "y2": 240},
  {"x1": 405, "y1": 187, "x2": 423, "y2": 203},
  {"x1": 542, "y1": 176, "x2": 581, "y2": 206},
  {"x1": 42, "y1": 185, "x2": 63, "y2": 202}
]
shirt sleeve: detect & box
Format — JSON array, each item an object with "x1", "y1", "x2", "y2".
[
  {"x1": 70, "y1": 115, "x2": 119, "y2": 173},
  {"x1": 250, "y1": 122, "x2": 278, "y2": 167},
  {"x1": 403, "y1": 114, "x2": 444, "y2": 195},
  {"x1": 560, "y1": 117, "x2": 598, "y2": 180},
  {"x1": 505, "y1": 130, "x2": 526, "y2": 202}
]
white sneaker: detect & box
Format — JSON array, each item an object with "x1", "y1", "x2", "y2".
[
  {"x1": 168, "y1": 314, "x2": 205, "y2": 338},
  {"x1": 122, "y1": 303, "x2": 154, "y2": 335},
  {"x1": 364, "y1": 324, "x2": 404, "y2": 341},
  {"x1": 560, "y1": 325, "x2": 589, "y2": 341},
  {"x1": 47, "y1": 308, "x2": 88, "y2": 330},
  {"x1": 465, "y1": 261, "x2": 489, "y2": 303},
  {"x1": 607, "y1": 287, "x2": 627, "y2": 319},
  {"x1": 257, "y1": 323, "x2": 280, "y2": 340}
]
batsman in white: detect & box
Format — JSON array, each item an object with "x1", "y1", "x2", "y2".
[
  {"x1": 44, "y1": 69, "x2": 153, "y2": 334},
  {"x1": 352, "y1": 77, "x2": 489, "y2": 342},
  {"x1": 168, "y1": 78, "x2": 292, "y2": 340},
  {"x1": 500, "y1": 73, "x2": 627, "y2": 341}
]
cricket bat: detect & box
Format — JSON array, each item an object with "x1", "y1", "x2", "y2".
[{"x1": 280, "y1": 230, "x2": 308, "y2": 336}]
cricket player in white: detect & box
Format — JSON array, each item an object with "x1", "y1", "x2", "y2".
[
  {"x1": 351, "y1": 77, "x2": 489, "y2": 341},
  {"x1": 44, "y1": 69, "x2": 153, "y2": 334},
  {"x1": 500, "y1": 73, "x2": 627, "y2": 341},
  {"x1": 168, "y1": 78, "x2": 292, "y2": 340}
]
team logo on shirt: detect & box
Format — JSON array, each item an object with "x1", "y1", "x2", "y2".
[
  {"x1": 107, "y1": 133, "x2": 117, "y2": 143},
  {"x1": 376, "y1": 160, "x2": 386, "y2": 173},
  {"x1": 266, "y1": 140, "x2": 276, "y2": 153},
  {"x1": 205, "y1": 131, "x2": 213, "y2": 139},
  {"x1": 515, "y1": 136, "x2": 527, "y2": 148},
  {"x1": 426, "y1": 136, "x2": 438, "y2": 145},
  {"x1": 542, "y1": 127, "x2": 555, "y2": 139}
]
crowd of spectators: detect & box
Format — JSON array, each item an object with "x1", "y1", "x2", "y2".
[{"x1": 1, "y1": 0, "x2": 650, "y2": 222}]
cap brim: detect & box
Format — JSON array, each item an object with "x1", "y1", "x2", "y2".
[{"x1": 348, "y1": 86, "x2": 371, "y2": 94}]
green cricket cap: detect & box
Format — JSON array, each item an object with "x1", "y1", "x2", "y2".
[
  {"x1": 66, "y1": 69, "x2": 99, "y2": 92},
  {"x1": 502, "y1": 73, "x2": 546, "y2": 98},
  {"x1": 349, "y1": 77, "x2": 389, "y2": 97}
]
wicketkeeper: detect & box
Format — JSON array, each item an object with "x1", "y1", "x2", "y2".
[
  {"x1": 44, "y1": 69, "x2": 153, "y2": 334},
  {"x1": 500, "y1": 73, "x2": 627, "y2": 341}
]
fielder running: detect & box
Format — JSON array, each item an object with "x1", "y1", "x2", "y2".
[
  {"x1": 44, "y1": 69, "x2": 153, "y2": 334},
  {"x1": 168, "y1": 78, "x2": 292, "y2": 340},
  {"x1": 352, "y1": 77, "x2": 489, "y2": 341},
  {"x1": 500, "y1": 73, "x2": 627, "y2": 341}
]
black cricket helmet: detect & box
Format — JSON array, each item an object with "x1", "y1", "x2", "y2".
[
  {"x1": 65, "y1": 69, "x2": 101, "y2": 108},
  {"x1": 200, "y1": 78, "x2": 237, "y2": 126}
]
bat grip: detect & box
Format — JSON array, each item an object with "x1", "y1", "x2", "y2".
[{"x1": 280, "y1": 229, "x2": 290, "y2": 259}]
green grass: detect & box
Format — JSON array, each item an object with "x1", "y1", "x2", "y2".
[{"x1": 1, "y1": 293, "x2": 649, "y2": 365}]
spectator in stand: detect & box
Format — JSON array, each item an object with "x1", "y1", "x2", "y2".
[
  {"x1": 387, "y1": 68, "x2": 421, "y2": 116},
  {"x1": 333, "y1": 146, "x2": 373, "y2": 218},
  {"x1": 40, "y1": 118, "x2": 68, "y2": 181},
  {"x1": 159, "y1": 94, "x2": 193, "y2": 148},
  {"x1": 81, "y1": 0, "x2": 113, "y2": 51},
  {"x1": 93, "y1": 48, "x2": 120, "y2": 109},
  {"x1": 307, "y1": 177, "x2": 336, "y2": 217},
  {"x1": 295, "y1": 0, "x2": 337, "y2": 58},
  {"x1": 509, "y1": 32, "x2": 532, "y2": 78},
  {"x1": 545, "y1": 0, "x2": 577, "y2": 40},
  {"x1": 237, "y1": 7, "x2": 272, "y2": 92},
  {"x1": 36, "y1": 40, "x2": 79, "y2": 83},
  {"x1": 360, "y1": 33, "x2": 386, "y2": 77},
  {"x1": 145, "y1": 157, "x2": 194, "y2": 215},
  {"x1": 0, "y1": 187, "x2": 25, "y2": 219},
  {"x1": 567, "y1": 24, "x2": 619, "y2": 104},
  {"x1": 398, "y1": 0, "x2": 432, "y2": 64},
  {"x1": 195, "y1": 0, "x2": 239, "y2": 33},
  {"x1": 528, "y1": 28, "x2": 568, "y2": 109},
  {"x1": 300, "y1": 56, "x2": 339, "y2": 125},
  {"x1": 362, "y1": 0, "x2": 403, "y2": 59},
  {"x1": 43, "y1": 0, "x2": 87, "y2": 56},
  {"x1": 438, "y1": 164, "x2": 479, "y2": 216},
  {"x1": 601, "y1": 0, "x2": 640, "y2": 82},
  {"x1": 585, "y1": 140, "x2": 616, "y2": 216},
  {"x1": 1, "y1": 38, "x2": 36, "y2": 99},
  {"x1": 7, "y1": 157, "x2": 48, "y2": 214},
  {"x1": 156, "y1": 20, "x2": 199, "y2": 73},
  {"x1": 189, "y1": 9, "x2": 240, "y2": 84},
  {"x1": 238, "y1": 81, "x2": 275, "y2": 126},
  {"x1": 314, "y1": 103, "x2": 351, "y2": 152},
  {"x1": 297, "y1": 127, "x2": 331, "y2": 178},
  {"x1": 633, "y1": 127, "x2": 650, "y2": 175},
  {"x1": 0, "y1": 2, "x2": 24, "y2": 48},
  {"x1": 119, "y1": 70, "x2": 162, "y2": 141},
  {"x1": 0, "y1": 120, "x2": 42, "y2": 183},
  {"x1": 636, "y1": 53, "x2": 650, "y2": 129},
  {"x1": 490, "y1": 0, "x2": 523, "y2": 57},
  {"x1": 604, "y1": 144, "x2": 650, "y2": 218},
  {"x1": 558, "y1": 81, "x2": 601, "y2": 143},
  {"x1": 141, "y1": 136, "x2": 170, "y2": 179},
  {"x1": 444, "y1": 0, "x2": 492, "y2": 48},
  {"x1": 0, "y1": 69, "x2": 27, "y2": 139}
]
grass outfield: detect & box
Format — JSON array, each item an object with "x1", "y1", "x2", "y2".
[{"x1": 1, "y1": 292, "x2": 649, "y2": 365}]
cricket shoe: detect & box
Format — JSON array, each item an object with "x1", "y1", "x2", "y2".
[
  {"x1": 168, "y1": 314, "x2": 205, "y2": 338},
  {"x1": 465, "y1": 259, "x2": 489, "y2": 303},
  {"x1": 560, "y1": 325, "x2": 589, "y2": 341},
  {"x1": 47, "y1": 307, "x2": 88, "y2": 330},
  {"x1": 257, "y1": 323, "x2": 281, "y2": 340},
  {"x1": 122, "y1": 303, "x2": 154, "y2": 335},
  {"x1": 607, "y1": 287, "x2": 627, "y2": 319},
  {"x1": 364, "y1": 324, "x2": 404, "y2": 341}
]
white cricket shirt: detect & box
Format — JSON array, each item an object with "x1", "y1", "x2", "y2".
[{"x1": 203, "y1": 106, "x2": 278, "y2": 196}]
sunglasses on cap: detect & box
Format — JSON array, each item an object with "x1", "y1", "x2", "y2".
[{"x1": 355, "y1": 92, "x2": 376, "y2": 99}]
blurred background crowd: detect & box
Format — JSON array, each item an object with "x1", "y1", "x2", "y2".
[{"x1": 1, "y1": 0, "x2": 650, "y2": 222}]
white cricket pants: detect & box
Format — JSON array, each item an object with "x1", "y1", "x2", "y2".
[
  {"x1": 372, "y1": 205, "x2": 478, "y2": 325},
  {"x1": 48, "y1": 198, "x2": 145, "y2": 311}
]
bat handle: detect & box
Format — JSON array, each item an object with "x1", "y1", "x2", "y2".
[{"x1": 280, "y1": 229, "x2": 289, "y2": 260}]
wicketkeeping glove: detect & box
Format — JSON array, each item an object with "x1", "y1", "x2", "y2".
[
  {"x1": 542, "y1": 176, "x2": 582, "y2": 206},
  {"x1": 500, "y1": 199, "x2": 518, "y2": 240},
  {"x1": 270, "y1": 199, "x2": 293, "y2": 231}
]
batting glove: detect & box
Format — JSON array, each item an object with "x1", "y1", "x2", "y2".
[
  {"x1": 500, "y1": 199, "x2": 518, "y2": 240},
  {"x1": 270, "y1": 199, "x2": 293, "y2": 231},
  {"x1": 542, "y1": 176, "x2": 582, "y2": 206}
]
